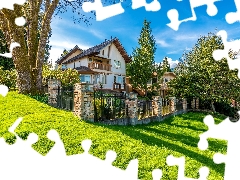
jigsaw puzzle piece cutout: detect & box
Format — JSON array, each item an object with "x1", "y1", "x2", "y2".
[
  {"x1": 131, "y1": 0, "x2": 161, "y2": 12},
  {"x1": 167, "y1": 0, "x2": 219, "y2": 31},
  {"x1": 0, "y1": 0, "x2": 26, "y2": 10},
  {"x1": 167, "y1": 155, "x2": 209, "y2": 180},
  {"x1": 212, "y1": 30, "x2": 240, "y2": 78},
  {"x1": 64, "y1": 139, "x2": 139, "y2": 180},
  {"x1": 82, "y1": 0, "x2": 125, "y2": 21},
  {"x1": 0, "y1": 85, "x2": 9, "y2": 97},
  {"x1": 226, "y1": 0, "x2": 240, "y2": 24},
  {"x1": 0, "y1": 42, "x2": 21, "y2": 58},
  {"x1": 152, "y1": 169, "x2": 163, "y2": 180},
  {"x1": 198, "y1": 112, "x2": 240, "y2": 180}
]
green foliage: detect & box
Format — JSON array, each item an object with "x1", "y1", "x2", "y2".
[
  {"x1": 127, "y1": 19, "x2": 156, "y2": 95},
  {"x1": 214, "y1": 101, "x2": 238, "y2": 118},
  {"x1": 0, "y1": 66, "x2": 17, "y2": 89},
  {"x1": 42, "y1": 63, "x2": 80, "y2": 87},
  {"x1": 0, "y1": 92, "x2": 227, "y2": 180},
  {"x1": 169, "y1": 32, "x2": 240, "y2": 112},
  {"x1": 27, "y1": 93, "x2": 48, "y2": 104}
]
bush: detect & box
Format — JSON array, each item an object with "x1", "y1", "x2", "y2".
[
  {"x1": 27, "y1": 93, "x2": 48, "y2": 104},
  {"x1": 214, "y1": 101, "x2": 238, "y2": 118},
  {"x1": 0, "y1": 66, "x2": 17, "y2": 89}
]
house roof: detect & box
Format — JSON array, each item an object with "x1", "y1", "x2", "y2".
[
  {"x1": 74, "y1": 66, "x2": 98, "y2": 74},
  {"x1": 163, "y1": 72, "x2": 176, "y2": 77},
  {"x1": 61, "y1": 37, "x2": 131, "y2": 65},
  {"x1": 56, "y1": 45, "x2": 82, "y2": 64}
]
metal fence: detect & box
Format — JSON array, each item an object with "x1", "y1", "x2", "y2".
[
  {"x1": 56, "y1": 86, "x2": 74, "y2": 111},
  {"x1": 137, "y1": 100, "x2": 153, "y2": 119},
  {"x1": 93, "y1": 89, "x2": 127, "y2": 122}
]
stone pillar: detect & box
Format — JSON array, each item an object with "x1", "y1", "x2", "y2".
[
  {"x1": 183, "y1": 98, "x2": 187, "y2": 111},
  {"x1": 191, "y1": 98, "x2": 196, "y2": 109},
  {"x1": 48, "y1": 79, "x2": 61, "y2": 107},
  {"x1": 169, "y1": 97, "x2": 176, "y2": 113},
  {"x1": 196, "y1": 98, "x2": 199, "y2": 109},
  {"x1": 152, "y1": 96, "x2": 162, "y2": 121},
  {"x1": 126, "y1": 92, "x2": 138, "y2": 125},
  {"x1": 81, "y1": 91, "x2": 95, "y2": 122},
  {"x1": 73, "y1": 83, "x2": 82, "y2": 118}
]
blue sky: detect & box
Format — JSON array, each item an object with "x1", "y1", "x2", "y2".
[{"x1": 49, "y1": 0, "x2": 240, "y2": 68}]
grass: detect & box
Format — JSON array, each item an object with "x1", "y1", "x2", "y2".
[{"x1": 0, "y1": 91, "x2": 227, "y2": 179}]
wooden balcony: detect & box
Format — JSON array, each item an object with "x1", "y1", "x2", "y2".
[
  {"x1": 113, "y1": 83, "x2": 126, "y2": 91},
  {"x1": 88, "y1": 62, "x2": 111, "y2": 71}
]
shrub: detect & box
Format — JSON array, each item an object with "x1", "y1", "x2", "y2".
[
  {"x1": 0, "y1": 66, "x2": 17, "y2": 89},
  {"x1": 27, "y1": 93, "x2": 48, "y2": 104},
  {"x1": 214, "y1": 101, "x2": 238, "y2": 118}
]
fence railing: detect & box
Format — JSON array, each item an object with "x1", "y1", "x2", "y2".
[{"x1": 48, "y1": 80, "x2": 197, "y2": 125}]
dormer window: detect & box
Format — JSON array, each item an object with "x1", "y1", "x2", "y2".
[{"x1": 62, "y1": 64, "x2": 67, "y2": 70}]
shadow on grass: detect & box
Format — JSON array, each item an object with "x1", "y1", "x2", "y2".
[{"x1": 93, "y1": 112, "x2": 226, "y2": 175}]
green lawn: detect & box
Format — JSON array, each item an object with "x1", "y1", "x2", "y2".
[{"x1": 0, "y1": 91, "x2": 227, "y2": 179}]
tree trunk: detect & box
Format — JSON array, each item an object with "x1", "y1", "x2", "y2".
[{"x1": 211, "y1": 101, "x2": 216, "y2": 113}]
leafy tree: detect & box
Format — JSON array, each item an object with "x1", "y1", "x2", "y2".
[
  {"x1": 42, "y1": 63, "x2": 79, "y2": 87},
  {"x1": 161, "y1": 57, "x2": 171, "y2": 73},
  {"x1": 0, "y1": 0, "x2": 114, "y2": 94},
  {"x1": 126, "y1": 19, "x2": 156, "y2": 96},
  {"x1": 169, "y1": 32, "x2": 240, "y2": 112}
]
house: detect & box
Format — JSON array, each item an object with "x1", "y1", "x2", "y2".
[
  {"x1": 126, "y1": 71, "x2": 176, "y2": 97},
  {"x1": 56, "y1": 37, "x2": 131, "y2": 91}
]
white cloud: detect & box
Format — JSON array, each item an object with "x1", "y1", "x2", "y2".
[
  {"x1": 156, "y1": 39, "x2": 170, "y2": 47},
  {"x1": 49, "y1": 38, "x2": 92, "y2": 64},
  {"x1": 166, "y1": 57, "x2": 179, "y2": 69}
]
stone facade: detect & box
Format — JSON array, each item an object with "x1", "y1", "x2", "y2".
[
  {"x1": 169, "y1": 97, "x2": 176, "y2": 113},
  {"x1": 73, "y1": 83, "x2": 82, "y2": 118},
  {"x1": 48, "y1": 79, "x2": 61, "y2": 107},
  {"x1": 81, "y1": 91, "x2": 94, "y2": 122}
]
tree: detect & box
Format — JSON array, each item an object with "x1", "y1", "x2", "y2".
[
  {"x1": 168, "y1": 32, "x2": 240, "y2": 112},
  {"x1": 162, "y1": 57, "x2": 171, "y2": 72},
  {"x1": 126, "y1": 19, "x2": 156, "y2": 96},
  {"x1": 0, "y1": 0, "x2": 111, "y2": 94},
  {"x1": 60, "y1": 48, "x2": 69, "y2": 57}
]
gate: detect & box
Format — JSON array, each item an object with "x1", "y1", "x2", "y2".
[
  {"x1": 93, "y1": 89, "x2": 126, "y2": 122},
  {"x1": 57, "y1": 85, "x2": 74, "y2": 111}
]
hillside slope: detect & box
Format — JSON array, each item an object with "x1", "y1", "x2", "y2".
[{"x1": 0, "y1": 92, "x2": 227, "y2": 180}]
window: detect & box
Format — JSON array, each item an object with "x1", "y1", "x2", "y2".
[
  {"x1": 123, "y1": 77, "x2": 125, "y2": 84},
  {"x1": 94, "y1": 74, "x2": 100, "y2": 84},
  {"x1": 89, "y1": 58, "x2": 92, "y2": 62},
  {"x1": 62, "y1": 64, "x2": 67, "y2": 70},
  {"x1": 118, "y1": 76, "x2": 122, "y2": 84},
  {"x1": 114, "y1": 60, "x2": 121, "y2": 69},
  {"x1": 114, "y1": 76, "x2": 116, "y2": 83},
  {"x1": 80, "y1": 75, "x2": 91, "y2": 83},
  {"x1": 102, "y1": 50, "x2": 104, "y2": 56},
  {"x1": 152, "y1": 77, "x2": 157, "y2": 84},
  {"x1": 102, "y1": 74, "x2": 107, "y2": 84}
]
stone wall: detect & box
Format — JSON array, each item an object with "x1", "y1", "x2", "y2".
[
  {"x1": 48, "y1": 79, "x2": 61, "y2": 107},
  {"x1": 48, "y1": 82, "x2": 189, "y2": 126}
]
